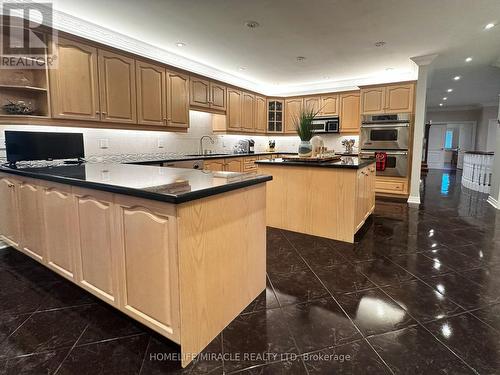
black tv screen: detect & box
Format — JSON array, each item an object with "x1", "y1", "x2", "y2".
[{"x1": 5, "y1": 131, "x2": 84, "y2": 162}]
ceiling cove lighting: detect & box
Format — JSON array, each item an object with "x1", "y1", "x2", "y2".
[
  {"x1": 453, "y1": 76, "x2": 461, "y2": 81},
  {"x1": 465, "y1": 57, "x2": 473, "y2": 62},
  {"x1": 485, "y1": 23, "x2": 496, "y2": 30},
  {"x1": 447, "y1": 88, "x2": 453, "y2": 92},
  {"x1": 175, "y1": 42, "x2": 186, "y2": 47}
]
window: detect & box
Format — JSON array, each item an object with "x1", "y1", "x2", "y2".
[{"x1": 444, "y1": 129, "x2": 453, "y2": 149}]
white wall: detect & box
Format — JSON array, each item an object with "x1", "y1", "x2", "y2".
[{"x1": 0, "y1": 111, "x2": 359, "y2": 161}]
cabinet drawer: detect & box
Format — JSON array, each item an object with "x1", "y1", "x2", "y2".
[{"x1": 375, "y1": 178, "x2": 407, "y2": 195}]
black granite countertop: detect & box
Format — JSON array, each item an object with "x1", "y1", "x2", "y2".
[
  {"x1": 0, "y1": 163, "x2": 272, "y2": 204},
  {"x1": 127, "y1": 151, "x2": 293, "y2": 165},
  {"x1": 464, "y1": 151, "x2": 494, "y2": 156},
  {"x1": 255, "y1": 156, "x2": 375, "y2": 169}
]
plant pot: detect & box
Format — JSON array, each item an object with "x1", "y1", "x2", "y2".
[{"x1": 298, "y1": 140, "x2": 313, "y2": 157}]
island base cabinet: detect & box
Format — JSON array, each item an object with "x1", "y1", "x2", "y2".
[{"x1": 0, "y1": 172, "x2": 267, "y2": 369}]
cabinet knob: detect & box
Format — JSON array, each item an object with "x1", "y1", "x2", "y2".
[
  {"x1": 7, "y1": 183, "x2": 14, "y2": 188},
  {"x1": 95, "y1": 111, "x2": 100, "y2": 115},
  {"x1": 102, "y1": 112, "x2": 107, "y2": 116}
]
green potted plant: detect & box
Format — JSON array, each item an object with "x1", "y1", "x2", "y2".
[{"x1": 294, "y1": 108, "x2": 318, "y2": 157}]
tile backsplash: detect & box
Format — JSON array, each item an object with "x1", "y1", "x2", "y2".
[{"x1": 0, "y1": 111, "x2": 359, "y2": 160}]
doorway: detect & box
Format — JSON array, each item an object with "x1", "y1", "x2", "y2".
[{"x1": 426, "y1": 122, "x2": 476, "y2": 170}]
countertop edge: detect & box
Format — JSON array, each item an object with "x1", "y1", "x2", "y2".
[{"x1": 255, "y1": 159, "x2": 375, "y2": 169}]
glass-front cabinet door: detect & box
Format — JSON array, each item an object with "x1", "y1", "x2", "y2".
[{"x1": 267, "y1": 99, "x2": 283, "y2": 133}]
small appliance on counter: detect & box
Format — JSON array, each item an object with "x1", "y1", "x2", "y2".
[
  {"x1": 248, "y1": 139, "x2": 255, "y2": 153},
  {"x1": 235, "y1": 139, "x2": 255, "y2": 154},
  {"x1": 268, "y1": 140, "x2": 276, "y2": 152}
]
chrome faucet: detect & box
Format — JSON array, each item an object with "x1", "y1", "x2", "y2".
[{"x1": 199, "y1": 135, "x2": 215, "y2": 155}]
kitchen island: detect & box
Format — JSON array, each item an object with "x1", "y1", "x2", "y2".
[
  {"x1": 256, "y1": 156, "x2": 376, "y2": 243},
  {"x1": 0, "y1": 163, "x2": 271, "y2": 367}
]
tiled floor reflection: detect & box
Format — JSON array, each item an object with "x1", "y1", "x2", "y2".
[{"x1": 0, "y1": 170, "x2": 498, "y2": 374}]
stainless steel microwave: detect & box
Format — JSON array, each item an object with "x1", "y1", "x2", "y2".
[{"x1": 311, "y1": 116, "x2": 340, "y2": 133}]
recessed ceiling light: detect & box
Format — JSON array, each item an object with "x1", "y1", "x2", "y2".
[
  {"x1": 453, "y1": 76, "x2": 461, "y2": 81},
  {"x1": 465, "y1": 57, "x2": 473, "y2": 62},
  {"x1": 323, "y1": 76, "x2": 330, "y2": 80},
  {"x1": 385, "y1": 67, "x2": 394, "y2": 71},
  {"x1": 244, "y1": 21, "x2": 260, "y2": 29},
  {"x1": 238, "y1": 66, "x2": 247, "y2": 71},
  {"x1": 374, "y1": 41, "x2": 386, "y2": 47},
  {"x1": 443, "y1": 97, "x2": 448, "y2": 100},
  {"x1": 439, "y1": 103, "x2": 444, "y2": 107},
  {"x1": 485, "y1": 23, "x2": 496, "y2": 30},
  {"x1": 447, "y1": 88, "x2": 453, "y2": 92},
  {"x1": 296, "y1": 56, "x2": 306, "y2": 62},
  {"x1": 175, "y1": 42, "x2": 186, "y2": 47}
]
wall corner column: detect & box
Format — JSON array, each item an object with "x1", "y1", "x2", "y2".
[
  {"x1": 407, "y1": 54, "x2": 438, "y2": 206},
  {"x1": 487, "y1": 95, "x2": 500, "y2": 210}
]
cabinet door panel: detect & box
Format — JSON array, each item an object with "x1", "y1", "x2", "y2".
[
  {"x1": 241, "y1": 92, "x2": 255, "y2": 131},
  {"x1": 117, "y1": 206, "x2": 179, "y2": 336},
  {"x1": 210, "y1": 83, "x2": 226, "y2": 111},
  {"x1": 50, "y1": 38, "x2": 100, "y2": 120},
  {"x1": 224, "y1": 159, "x2": 242, "y2": 172},
  {"x1": 204, "y1": 160, "x2": 225, "y2": 171},
  {"x1": 167, "y1": 71, "x2": 190, "y2": 128},
  {"x1": 340, "y1": 93, "x2": 360, "y2": 133},
  {"x1": 98, "y1": 49, "x2": 137, "y2": 123},
  {"x1": 320, "y1": 94, "x2": 339, "y2": 116},
  {"x1": 361, "y1": 88, "x2": 385, "y2": 114},
  {"x1": 18, "y1": 183, "x2": 44, "y2": 261},
  {"x1": 227, "y1": 89, "x2": 242, "y2": 130},
  {"x1": 284, "y1": 98, "x2": 303, "y2": 134},
  {"x1": 136, "y1": 61, "x2": 166, "y2": 126},
  {"x1": 43, "y1": 187, "x2": 75, "y2": 279},
  {"x1": 385, "y1": 84, "x2": 414, "y2": 113},
  {"x1": 0, "y1": 177, "x2": 20, "y2": 246},
  {"x1": 255, "y1": 95, "x2": 267, "y2": 133},
  {"x1": 190, "y1": 77, "x2": 210, "y2": 108},
  {"x1": 75, "y1": 194, "x2": 116, "y2": 303},
  {"x1": 304, "y1": 97, "x2": 321, "y2": 114}
]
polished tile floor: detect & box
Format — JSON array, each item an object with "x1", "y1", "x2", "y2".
[{"x1": 0, "y1": 169, "x2": 499, "y2": 374}]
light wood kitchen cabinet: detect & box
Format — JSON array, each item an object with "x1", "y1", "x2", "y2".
[
  {"x1": 361, "y1": 83, "x2": 415, "y2": 114},
  {"x1": 375, "y1": 176, "x2": 409, "y2": 196},
  {"x1": 267, "y1": 99, "x2": 284, "y2": 133},
  {"x1": 204, "y1": 159, "x2": 225, "y2": 171},
  {"x1": 136, "y1": 60, "x2": 166, "y2": 126},
  {"x1": 18, "y1": 181, "x2": 45, "y2": 261},
  {"x1": 339, "y1": 92, "x2": 360, "y2": 133},
  {"x1": 320, "y1": 94, "x2": 339, "y2": 116},
  {"x1": 0, "y1": 177, "x2": 20, "y2": 247},
  {"x1": 241, "y1": 92, "x2": 255, "y2": 132},
  {"x1": 98, "y1": 49, "x2": 137, "y2": 123},
  {"x1": 227, "y1": 89, "x2": 242, "y2": 131},
  {"x1": 225, "y1": 158, "x2": 243, "y2": 172},
  {"x1": 355, "y1": 165, "x2": 376, "y2": 230},
  {"x1": 115, "y1": 197, "x2": 180, "y2": 340},
  {"x1": 74, "y1": 188, "x2": 118, "y2": 305},
  {"x1": 42, "y1": 184, "x2": 76, "y2": 280},
  {"x1": 190, "y1": 77, "x2": 226, "y2": 111},
  {"x1": 255, "y1": 95, "x2": 267, "y2": 133},
  {"x1": 284, "y1": 98, "x2": 303, "y2": 133},
  {"x1": 166, "y1": 71, "x2": 190, "y2": 128},
  {"x1": 303, "y1": 96, "x2": 321, "y2": 114},
  {"x1": 50, "y1": 37, "x2": 100, "y2": 121}
]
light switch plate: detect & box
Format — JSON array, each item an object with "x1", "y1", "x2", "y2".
[
  {"x1": 98, "y1": 139, "x2": 109, "y2": 149},
  {"x1": 157, "y1": 137, "x2": 165, "y2": 149}
]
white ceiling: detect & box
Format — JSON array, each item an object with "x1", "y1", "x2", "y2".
[{"x1": 9, "y1": 0, "x2": 500, "y2": 99}]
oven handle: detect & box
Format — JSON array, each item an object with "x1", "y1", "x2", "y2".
[
  {"x1": 361, "y1": 124, "x2": 410, "y2": 128},
  {"x1": 361, "y1": 151, "x2": 409, "y2": 156}
]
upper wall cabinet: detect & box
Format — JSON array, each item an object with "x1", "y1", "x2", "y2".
[
  {"x1": 166, "y1": 71, "x2": 190, "y2": 128},
  {"x1": 320, "y1": 94, "x2": 339, "y2": 116},
  {"x1": 361, "y1": 83, "x2": 415, "y2": 114},
  {"x1": 98, "y1": 49, "x2": 137, "y2": 124},
  {"x1": 339, "y1": 92, "x2": 360, "y2": 133},
  {"x1": 303, "y1": 97, "x2": 321, "y2": 114},
  {"x1": 190, "y1": 77, "x2": 226, "y2": 111},
  {"x1": 227, "y1": 88, "x2": 242, "y2": 131},
  {"x1": 267, "y1": 99, "x2": 283, "y2": 133},
  {"x1": 284, "y1": 98, "x2": 303, "y2": 134},
  {"x1": 254, "y1": 95, "x2": 267, "y2": 134},
  {"x1": 241, "y1": 92, "x2": 255, "y2": 132},
  {"x1": 50, "y1": 38, "x2": 100, "y2": 121},
  {"x1": 136, "y1": 61, "x2": 166, "y2": 126}
]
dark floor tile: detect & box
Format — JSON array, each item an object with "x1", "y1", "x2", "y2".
[
  {"x1": 222, "y1": 309, "x2": 298, "y2": 373},
  {"x1": 336, "y1": 289, "x2": 415, "y2": 337},
  {"x1": 382, "y1": 279, "x2": 464, "y2": 323},
  {"x1": 6, "y1": 263, "x2": 63, "y2": 285},
  {"x1": 77, "y1": 304, "x2": 144, "y2": 346},
  {"x1": 0, "y1": 305, "x2": 91, "y2": 358},
  {"x1": 34, "y1": 280, "x2": 97, "y2": 311},
  {"x1": 269, "y1": 269, "x2": 329, "y2": 306},
  {"x1": 0, "y1": 312, "x2": 30, "y2": 343},
  {"x1": 313, "y1": 263, "x2": 377, "y2": 295},
  {"x1": 391, "y1": 253, "x2": 454, "y2": 279},
  {"x1": 57, "y1": 334, "x2": 149, "y2": 375},
  {"x1": 368, "y1": 325, "x2": 474, "y2": 374},
  {"x1": 242, "y1": 277, "x2": 279, "y2": 314},
  {"x1": 281, "y1": 298, "x2": 362, "y2": 354},
  {"x1": 140, "y1": 334, "x2": 223, "y2": 374},
  {"x1": 235, "y1": 359, "x2": 307, "y2": 374},
  {"x1": 266, "y1": 240, "x2": 308, "y2": 276},
  {"x1": 357, "y1": 258, "x2": 416, "y2": 287},
  {"x1": 470, "y1": 304, "x2": 500, "y2": 333},
  {"x1": 331, "y1": 241, "x2": 379, "y2": 263},
  {"x1": 303, "y1": 340, "x2": 391, "y2": 374},
  {"x1": 420, "y1": 248, "x2": 483, "y2": 272},
  {"x1": 0, "y1": 248, "x2": 40, "y2": 270},
  {"x1": 0, "y1": 348, "x2": 70, "y2": 375},
  {"x1": 450, "y1": 244, "x2": 500, "y2": 266},
  {"x1": 423, "y1": 272, "x2": 500, "y2": 310},
  {"x1": 425, "y1": 313, "x2": 500, "y2": 374}
]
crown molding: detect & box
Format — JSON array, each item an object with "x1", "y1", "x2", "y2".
[
  {"x1": 411, "y1": 54, "x2": 438, "y2": 67},
  {"x1": 3, "y1": 1, "x2": 418, "y2": 96}
]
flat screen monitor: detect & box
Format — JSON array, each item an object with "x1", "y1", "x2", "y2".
[{"x1": 5, "y1": 131, "x2": 84, "y2": 163}]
